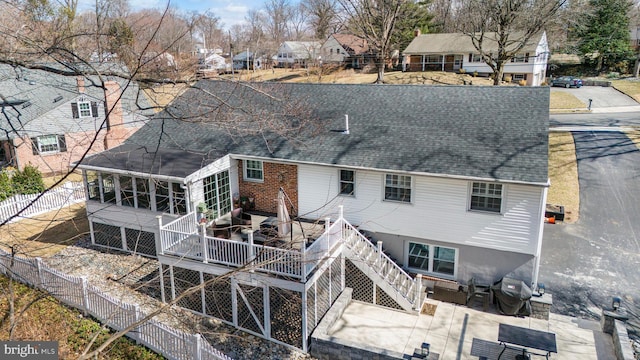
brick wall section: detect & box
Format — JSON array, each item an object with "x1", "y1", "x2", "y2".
[
  {"x1": 12, "y1": 125, "x2": 137, "y2": 175},
  {"x1": 237, "y1": 160, "x2": 298, "y2": 214}
]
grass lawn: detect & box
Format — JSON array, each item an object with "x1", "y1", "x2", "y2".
[
  {"x1": 611, "y1": 79, "x2": 640, "y2": 102},
  {"x1": 0, "y1": 277, "x2": 162, "y2": 359},
  {"x1": 549, "y1": 91, "x2": 586, "y2": 110},
  {"x1": 548, "y1": 132, "x2": 580, "y2": 223}
]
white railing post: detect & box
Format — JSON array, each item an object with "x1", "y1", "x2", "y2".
[
  {"x1": 377, "y1": 241, "x2": 383, "y2": 271},
  {"x1": 301, "y1": 242, "x2": 307, "y2": 282},
  {"x1": 81, "y1": 277, "x2": 89, "y2": 315},
  {"x1": 415, "y1": 274, "x2": 422, "y2": 308},
  {"x1": 325, "y1": 217, "x2": 331, "y2": 251},
  {"x1": 200, "y1": 223, "x2": 208, "y2": 263},
  {"x1": 156, "y1": 216, "x2": 164, "y2": 255},
  {"x1": 248, "y1": 232, "x2": 255, "y2": 273},
  {"x1": 338, "y1": 205, "x2": 344, "y2": 219}
]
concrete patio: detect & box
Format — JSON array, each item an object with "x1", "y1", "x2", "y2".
[{"x1": 321, "y1": 297, "x2": 615, "y2": 359}]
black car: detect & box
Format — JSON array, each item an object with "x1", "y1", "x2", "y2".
[{"x1": 550, "y1": 76, "x2": 583, "y2": 88}]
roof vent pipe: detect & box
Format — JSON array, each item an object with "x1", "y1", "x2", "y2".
[{"x1": 344, "y1": 114, "x2": 350, "y2": 135}]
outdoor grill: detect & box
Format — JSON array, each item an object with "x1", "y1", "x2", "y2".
[{"x1": 491, "y1": 277, "x2": 532, "y2": 316}]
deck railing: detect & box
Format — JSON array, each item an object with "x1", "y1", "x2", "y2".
[{"x1": 159, "y1": 212, "x2": 198, "y2": 254}]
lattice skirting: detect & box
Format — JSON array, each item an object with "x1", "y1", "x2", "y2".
[
  {"x1": 92, "y1": 221, "x2": 157, "y2": 257},
  {"x1": 345, "y1": 259, "x2": 403, "y2": 310}
]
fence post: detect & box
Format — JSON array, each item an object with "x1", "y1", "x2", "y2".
[
  {"x1": 133, "y1": 305, "x2": 142, "y2": 344},
  {"x1": 81, "y1": 277, "x2": 89, "y2": 316},
  {"x1": 192, "y1": 333, "x2": 203, "y2": 360},
  {"x1": 35, "y1": 257, "x2": 44, "y2": 288}
]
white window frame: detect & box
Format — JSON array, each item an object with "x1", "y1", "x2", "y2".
[
  {"x1": 77, "y1": 101, "x2": 92, "y2": 117},
  {"x1": 511, "y1": 53, "x2": 528, "y2": 63},
  {"x1": 243, "y1": 160, "x2": 264, "y2": 182},
  {"x1": 384, "y1": 174, "x2": 412, "y2": 203},
  {"x1": 406, "y1": 241, "x2": 458, "y2": 278},
  {"x1": 35, "y1": 134, "x2": 63, "y2": 154},
  {"x1": 339, "y1": 169, "x2": 355, "y2": 197},
  {"x1": 469, "y1": 181, "x2": 504, "y2": 213},
  {"x1": 512, "y1": 74, "x2": 526, "y2": 81}
]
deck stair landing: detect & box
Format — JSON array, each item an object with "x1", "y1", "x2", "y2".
[{"x1": 341, "y1": 223, "x2": 421, "y2": 312}]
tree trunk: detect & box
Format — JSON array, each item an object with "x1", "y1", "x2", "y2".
[
  {"x1": 375, "y1": 52, "x2": 385, "y2": 84},
  {"x1": 493, "y1": 61, "x2": 505, "y2": 86}
]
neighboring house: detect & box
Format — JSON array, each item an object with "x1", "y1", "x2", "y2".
[
  {"x1": 76, "y1": 82, "x2": 549, "y2": 351},
  {"x1": 320, "y1": 34, "x2": 373, "y2": 69},
  {"x1": 0, "y1": 64, "x2": 152, "y2": 175},
  {"x1": 630, "y1": 25, "x2": 640, "y2": 49},
  {"x1": 232, "y1": 51, "x2": 263, "y2": 70},
  {"x1": 276, "y1": 41, "x2": 321, "y2": 68},
  {"x1": 403, "y1": 31, "x2": 550, "y2": 86},
  {"x1": 198, "y1": 53, "x2": 229, "y2": 73}
]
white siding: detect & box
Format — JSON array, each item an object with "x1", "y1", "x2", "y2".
[{"x1": 298, "y1": 164, "x2": 544, "y2": 255}]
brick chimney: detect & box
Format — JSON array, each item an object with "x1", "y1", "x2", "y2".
[
  {"x1": 103, "y1": 81, "x2": 127, "y2": 149},
  {"x1": 77, "y1": 76, "x2": 85, "y2": 93},
  {"x1": 414, "y1": 28, "x2": 421, "y2": 37}
]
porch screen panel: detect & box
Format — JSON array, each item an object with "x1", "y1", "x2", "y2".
[
  {"x1": 124, "y1": 228, "x2": 156, "y2": 257},
  {"x1": 92, "y1": 222, "x2": 122, "y2": 249},
  {"x1": 173, "y1": 267, "x2": 202, "y2": 313},
  {"x1": 270, "y1": 288, "x2": 303, "y2": 349},
  {"x1": 203, "y1": 273, "x2": 233, "y2": 322},
  {"x1": 236, "y1": 284, "x2": 264, "y2": 335}
]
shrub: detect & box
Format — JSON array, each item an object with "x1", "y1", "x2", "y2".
[
  {"x1": 458, "y1": 68, "x2": 466, "y2": 74},
  {"x1": 0, "y1": 171, "x2": 12, "y2": 201},
  {"x1": 12, "y1": 164, "x2": 45, "y2": 195},
  {"x1": 606, "y1": 71, "x2": 620, "y2": 79}
]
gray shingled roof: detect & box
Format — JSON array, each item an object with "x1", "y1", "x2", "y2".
[
  {"x1": 403, "y1": 32, "x2": 543, "y2": 55},
  {"x1": 80, "y1": 81, "x2": 549, "y2": 184},
  {"x1": 0, "y1": 64, "x2": 154, "y2": 140}
]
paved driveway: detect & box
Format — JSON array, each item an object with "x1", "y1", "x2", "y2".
[
  {"x1": 541, "y1": 131, "x2": 640, "y2": 332},
  {"x1": 551, "y1": 87, "x2": 638, "y2": 108}
]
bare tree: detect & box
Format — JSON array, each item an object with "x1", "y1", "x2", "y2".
[
  {"x1": 457, "y1": 0, "x2": 566, "y2": 85},
  {"x1": 264, "y1": 0, "x2": 293, "y2": 52},
  {"x1": 338, "y1": 0, "x2": 404, "y2": 83},
  {"x1": 289, "y1": 2, "x2": 311, "y2": 40},
  {"x1": 302, "y1": 0, "x2": 341, "y2": 39}
]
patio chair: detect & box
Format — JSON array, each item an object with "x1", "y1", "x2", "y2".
[
  {"x1": 467, "y1": 277, "x2": 491, "y2": 311},
  {"x1": 231, "y1": 208, "x2": 252, "y2": 231}
]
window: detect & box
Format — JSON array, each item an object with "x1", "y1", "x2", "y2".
[
  {"x1": 86, "y1": 171, "x2": 100, "y2": 201},
  {"x1": 102, "y1": 174, "x2": 116, "y2": 203},
  {"x1": 119, "y1": 176, "x2": 134, "y2": 207},
  {"x1": 71, "y1": 101, "x2": 97, "y2": 118},
  {"x1": 424, "y1": 55, "x2": 441, "y2": 64},
  {"x1": 31, "y1": 135, "x2": 66, "y2": 154},
  {"x1": 155, "y1": 181, "x2": 171, "y2": 212},
  {"x1": 512, "y1": 74, "x2": 527, "y2": 81},
  {"x1": 408, "y1": 242, "x2": 457, "y2": 277},
  {"x1": 78, "y1": 102, "x2": 91, "y2": 117},
  {"x1": 203, "y1": 170, "x2": 232, "y2": 217},
  {"x1": 172, "y1": 183, "x2": 186, "y2": 215},
  {"x1": 136, "y1": 178, "x2": 150, "y2": 209},
  {"x1": 384, "y1": 174, "x2": 411, "y2": 202},
  {"x1": 469, "y1": 53, "x2": 482, "y2": 62},
  {"x1": 244, "y1": 160, "x2": 263, "y2": 181},
  {"x1": 511, "y1": 53, "x2": 529, "y2": 63},
  {"x1": 470, "y1": 182, "x2": 503, "y2": 213},
  {"x1": 339, "y1": 169, "x2": 355, "y2": 196}
]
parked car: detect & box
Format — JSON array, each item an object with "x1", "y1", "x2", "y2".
[{"x1": 550, "y1": 76, "x2": 583, "y2": 88}]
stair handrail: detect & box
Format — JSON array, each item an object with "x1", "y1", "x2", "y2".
[{"x1": 340, "y1": 220, "x2": 417, "y2": 304}]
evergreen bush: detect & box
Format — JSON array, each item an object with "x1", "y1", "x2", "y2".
[
  {"x1": 12, "y1": 164, "x2": 45, "y2": 195},
  {"x1": 0, "y1": 171, "x2": 13, "y2": 201}
]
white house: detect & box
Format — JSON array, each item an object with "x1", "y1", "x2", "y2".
[
  {"x1": 276, "y1": 41, "x2": 321, "y2": 67},
  {"x1": 76, "y1": 82, "x2": 549, "y2": 351},
  {"x1": 403, "y1": 31, "x2": 550, "y2": 86},
  {"x1": 319, "y1": 34, "x2": 373, "y2": 69}
]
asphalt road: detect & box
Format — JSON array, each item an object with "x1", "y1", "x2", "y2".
[{"x1": 540, "y1": 130, "x2": 640, "y2": 335}]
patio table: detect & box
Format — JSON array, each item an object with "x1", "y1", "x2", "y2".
[{"x1": 498, "y1": 323, "x2": 557, "y2": 359}]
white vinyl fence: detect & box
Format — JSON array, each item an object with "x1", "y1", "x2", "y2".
[
  {"x1": 0, "y1": 248, "x2": 232, "y2": 360},
  {"x1": 0, "y1": 181, "x2": 86, "y2": 224}
]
